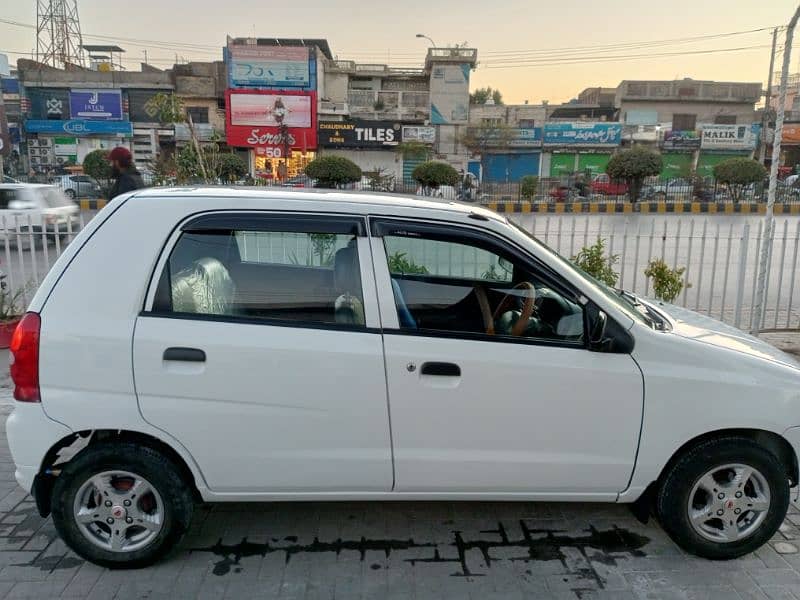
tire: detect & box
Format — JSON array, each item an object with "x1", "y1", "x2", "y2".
[
  {"x1": 51, "y1": 443, "x2": 194, "y2": 568},
  {"x1": 656, "y1": 437, "x2": 789, "y2": 560},
  {"x1": 65, "y1": 189, "x2": 76, "y2": 200}
]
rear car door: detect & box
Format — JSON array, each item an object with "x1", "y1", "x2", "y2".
[
  {"x1": 371, "y1": 218, "x2": 644, "y2": 497},
  {"x1": 133, "y1": 212, "x2": 393, "y2": 494}
]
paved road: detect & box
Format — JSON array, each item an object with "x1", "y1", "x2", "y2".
[{"x1": 0, "y1": 410, "x2": 795, "y2": 598}]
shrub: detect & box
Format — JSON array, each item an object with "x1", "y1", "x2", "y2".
[
  {"x1": 571, "y1": 239, "x2": 619, "y2": 287},
  {"x1": 713, "y1": 158, "x2": 766, "y2": 203},
  {"x1": 305, "y1": 156, "x2": 362, "y2": 188},
  {"x1": 520, "y1": 175, "x2": 539, "y2": 201},
  {"x1": 387, "y1": 252, "x2": 428, "y2": 275},
  {"x1": 216, "y1": 153, "x2": 248, "y2": 183},
  {"x1": 645, "y1": 259, "x2": 688, "y2": 303},
  {"x1": 606, "y1": 147, "x2": 663, "y2": 203},
  {"x1": 412, "y1": 161, "x2": 460, "y2": 189}
]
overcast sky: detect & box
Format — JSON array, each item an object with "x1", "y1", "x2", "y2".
[{"x1": 2, "y1": 0, "x2": 799, "y2": 103}]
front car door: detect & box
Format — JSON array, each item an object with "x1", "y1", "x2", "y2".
[
  {"x1": 133, "y1": 211, "x2": 393, "y2": 494},
  {"x1": 371, "y1": 218, "x2": 644, "y2": 498}
]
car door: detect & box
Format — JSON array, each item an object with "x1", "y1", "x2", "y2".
[
  {"x1": 371, "y1": 218, "x2": 644, "y2": 498},
  {"x1": 133, "y1": 212, "x2": 393, "y2": 494}
]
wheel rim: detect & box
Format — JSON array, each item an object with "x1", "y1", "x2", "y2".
[
  {"x1": 687, "y1": 463, "x2": 771, "y2": 543},
  {"x1": 72, "y1": 470, "x2": 164, "y2": 553}
]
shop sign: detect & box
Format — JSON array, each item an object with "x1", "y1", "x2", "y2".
[
  {"x1": 700, "y1": 124, "x2": 758, "y2": 149},
  {"x1": 319, "y1": 120, "x2": 400, "y2": 148},
  {"x1": 228, "y1": 45, "x2": 310, "y2": 88},
  {"x1": 543, "y1": 122, "x2": 622, "y2": 146},
  {"x1": 782, "y1": 124, "x2": 800, "y2": 145},
  {"x1": 53, "y1": 136, "x2": 77, "y2": 156},
  {"x1": 662, "y1": 130, "x2": 701, "y2": 150},
  {"x1": 401, "y1": 125, "x2": 436, "y2": 144},
  {"x1": 509, "y1": 128, "x2": 542, "y2": 147},
  {"x1": 225, "y1": 90, "x2": 317, "y2": 150},
  {"x1": 69, "y1": 90, "x2": 123, "y2": 120},
  {"x1": 24, "y1": 119, "x2": 133, "y2": 136}
]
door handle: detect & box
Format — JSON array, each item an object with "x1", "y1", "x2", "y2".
[
  {"x1": 163, "y1": 347, "x2": 206, "y2": 362},
  {"x1": 420, "y1": 362, "x2": 461, "y2": 377}
]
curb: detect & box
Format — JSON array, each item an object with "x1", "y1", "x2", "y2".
[
  {"x1": 77, "y1": 198, "x2": 108, "y2": 211},
  {"x1": 486, "y1": 202, "x2": 800, "y2": 215}
]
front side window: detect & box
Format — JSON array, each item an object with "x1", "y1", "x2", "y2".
[
  {"x1": 382, "y1": 232, "x2": 584, "y2": 344},
  {"x1": 153, "y1": 221, "x2": 365, "y2": 327}
]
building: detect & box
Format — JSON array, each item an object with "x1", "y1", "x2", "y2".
[
  {"x1": 576, "y1": 87, "x2": 617, "y2": 107},
  {"x1": 1, "y1": 70, "x2": 21, "y2": 176},
  {"x1": 317, "y1": 47, "x2": 477, "y2": 184},
  {"x1": 16, "y1": 54, "x2": 226, "y2": 174}
]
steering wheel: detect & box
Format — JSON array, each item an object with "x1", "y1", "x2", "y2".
[{"x1": 492, "y1": 281, "x2": 536, "y2": 337}]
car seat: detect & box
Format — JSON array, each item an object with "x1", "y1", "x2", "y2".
[{"x1": 171, "y1": 257, "x2": 237, "y2": 315}]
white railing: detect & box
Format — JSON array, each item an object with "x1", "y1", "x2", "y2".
[{"x1": 2, "y1": 211, "x2": 798, "y2": 333}]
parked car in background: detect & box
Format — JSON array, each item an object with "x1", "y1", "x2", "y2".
[
  {"x1": 281, "y1": 175, "x2": 316, "y2": 188},
  {"x1": 49, "y1": 174, "x2": 103, "y2": 199},
  {"x1": 591, "y1": 173, "x2": 628, "y2": 196},
  {"x1": 641, "y1": 178, "x2": 694, "y2": 201},
  {"x1": 6, "y1": 188, "x2": 800, "y2": 568},
  {"x1": 0, "y1": 184, "x2": 80, "y2": 237},
  {"x1": 2, "y1": 176, "x2": 20, "y2": 184}
]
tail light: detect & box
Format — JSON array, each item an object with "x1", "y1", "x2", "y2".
[{"x1": 9, "y1": 312, "x2": 41, "y2": 402}]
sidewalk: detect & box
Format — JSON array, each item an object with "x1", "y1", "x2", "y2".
[{"x1": 761, "y1": 331, "x2": 800, "y2": 358}]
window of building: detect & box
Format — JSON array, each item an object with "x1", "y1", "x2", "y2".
[
  {"x1": 154, "y1": 221, "x2": 365, "y2": 327},
  {"x1": 481, "y1": 118, "x2": 503, "y2": 127},
  {"x1": 714, "y1": 115, "x2": 737, "y2": 125},
  {"x1": 382, "y1": 233, "x2": 584, "y2": 344},
  {"x1": 672, "y1": 114, "x2": 697, "y2": 131},
  {"x1": 185, "y1": 106, "x2": 209, "y2": 124},
  {"x1": 518, "y1": 119, "x2": 536, "y2": 128}
]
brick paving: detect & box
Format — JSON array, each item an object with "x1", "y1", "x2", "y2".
[{"x1": 0, "y1": 409, "x2": 797, "y2": 597}]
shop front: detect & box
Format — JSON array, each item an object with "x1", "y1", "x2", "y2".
[
  {"x1": 543, "y1": 123, "x2": 621, "y2": 179},
  {"x1": 319, "y1": 119, "x2": 404, "y2": 183},
  {"x1": 24, "y1": 119, "x2": 133, "y2": 172},
  {"x1": 660, "y1": 130, "x2": 701, "y2": 179},
  {"x1": 697, "y1": 123, "x2": 759, "y2": 179},
  {"x1": 225, "y1": 90, "x2": 317, "y2": 181}
]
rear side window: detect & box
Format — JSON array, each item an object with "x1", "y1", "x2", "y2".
[{"x1": 151, "y1": 216, "x2": 366, "y2": 328}]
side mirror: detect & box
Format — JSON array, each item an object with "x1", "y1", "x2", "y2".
[{"x1": 589, "y1": 309, "x2": 613, "y2": 352}]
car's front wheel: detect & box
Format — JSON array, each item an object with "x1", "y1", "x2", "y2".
[
  {"x1": 657, "y1": 437, "x2": 789, "y2": 560},
  {"x1": 51, "y1": 443, "x2": 194, "y2": 568}
]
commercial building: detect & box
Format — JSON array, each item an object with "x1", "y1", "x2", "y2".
[{"x1": 617, "y1": 78, "x2": 762, "y2": 178}]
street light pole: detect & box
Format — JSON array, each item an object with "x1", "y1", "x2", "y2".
[
  {"x1": 759, "y1": 27, "x2": 778, "y2": 165},
  {"x1": 415, "y1": 34, "x2": 437, "y2": 48},
  {"x1": 753, "y1": 7, "x2": 800, "y2": 335}
]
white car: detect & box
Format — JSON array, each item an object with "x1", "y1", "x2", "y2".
[
  {"x1": 0, "y1": 184, "x2": 80, "y2": 237},
  {"x1": 6, "y1": 188, "x2": 800, "y2": 568}
]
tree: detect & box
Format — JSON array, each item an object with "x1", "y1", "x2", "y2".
[
  {"x1": 713, "y1": 158, "x2": 767, "y2": 203},
  {"x1": 470, "y1": 87, "x2": 504, "y2": 106},
  {"x1": 304, "y1": 156, "x2": 362, "y2": 188},
  {"x1": 216, "y1": 153, "x2": 248, "y2": 183},
  {"x1": 412, "y1": 161, "x2": 460, "y2": 190},
  {"x1": 82, "y1": 149, "x2": 112, "y2": 196},
  {"x1": 460, "y1": 122, "x2": 515, "y2": 183},
  {"x1": 605, "y1": 146, "x2": 663, "y2": 203},
  {"x1": 520, "y1": 175, "x2": 539, "y2": 201},
  {"x1": 148, "y1": 92, "x2": 210, "y2": 181}
]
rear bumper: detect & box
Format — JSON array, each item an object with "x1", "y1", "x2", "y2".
[{"x1": 5, "y1": 403, "x2": 72, "y2": 493}]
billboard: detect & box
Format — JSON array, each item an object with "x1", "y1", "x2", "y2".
[
  {"x1": 543, "y1": 123, "x2": 622, "y2": 146},
  {"x1": 509, "y1": 128, "x2": 543, "y2": 147},
  {"x1": 402, "y1": 125, "x2": 435, "y2": 144},
  {"x1": 700, "y1": 124, "x2": 759, "y2": 149},
  {"x1": 225, "y1": 90, "x2": 316, "y2": 150},
  {"x1": 662, "y1": 130, "x2": 701, "y2": 150},
  {"x1": 228, "y1": 45, "x2": 310, "y2": 88},
  {"x1": 25, "y1": 119, "x2": 133, "y2": 137},
  {"x1": 319, "y1": 120, "x2": 400, "y2": 148},
  {"x1": 69, "y1": 90, "x2": 123, "y2": 120}
]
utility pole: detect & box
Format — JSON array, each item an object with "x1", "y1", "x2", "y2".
[
  {"x1": 753, "y1": 7, "x2": 800, "y2": 335},
  {"x1": 759, "y1": 27, "x2": 779, "y2": 165}
]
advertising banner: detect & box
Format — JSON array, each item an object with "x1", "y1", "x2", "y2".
[
  {"x1": 0, "y1": 94, "x2": 9, "y2": 157},
  {"x1": 700, "y1": 124, "x2": 758, "y2": 150},
  {"x1": 509, "y1": 128, "x2": 543, "y2": 147},
  {"x1": 319, "y1": 120, "x2": 400, "y2": 148},
  {"x1": 782, "y1": 124, "x2": 800, "y2": 145},
  {"x1": 543, "y1": 123, "x2": 622, "y2": 146},
  {"x1": 662, "y1": 130, "x2": 701, "y2": 150},
  {"x1": 401, "y1": 125, "x2": 435, "y2": 144},
  {"x1": 69, "y1": 90, "x2": 123, "y2": 120},
  {"x1": 225, "y1": 90, "x2": 316, "y2": 150},
  {"x1": 25, "y1": 88, "x2": 70, "y2": 120},
  {"x1": 24, "y1": 119, "x2": 133, "y2": 137},
  {"x1": 228, "y1": 46, "x2": 310, "y2": 88}
]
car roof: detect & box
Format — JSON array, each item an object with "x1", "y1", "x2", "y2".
[
  {"x1": 130, "y1": 186, "x2": 505, "y2": 223},
  {"x1": 0, "y1": 183, "x2": 53, "y2": 190}
]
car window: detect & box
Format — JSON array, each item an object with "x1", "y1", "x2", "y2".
[
  {"x1": 154, "y1": 226, "x2": 366, "y2": 327},
  {"x1": 383, "y1": 233, "x2": 584, "y2": 344},
  {"x1": 42, "y1": 188, "x2": 73, "y2": 208},
  {"x1": 0, "y1": 189, "x2": 16, "y2": 209}
]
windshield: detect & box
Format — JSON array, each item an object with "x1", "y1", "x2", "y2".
[{"x1": 508, "y1": 220, "x2": 657, "y2": 328}]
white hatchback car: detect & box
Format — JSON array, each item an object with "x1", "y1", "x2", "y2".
[
  {"x1": 6, "y1": 188, "x2": 800, "y2": 568},
  {"x1": 0, "y1": 184, "x2": 80, "y2": 238}
]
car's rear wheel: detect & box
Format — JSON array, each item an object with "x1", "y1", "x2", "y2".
[
  {"x1": 656, "y1": 437, "x2": 789, "y2": 559},
  {"x1": 51, "y1": 443, "x2": 194, "y2": 568},
  {"x1": 64, "y1": 189, "x2": 76, "y2": 199}
]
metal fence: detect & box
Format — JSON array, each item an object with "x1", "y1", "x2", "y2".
[{"x1": 0, "y1": 209, "x2": 798, "y2": 333}]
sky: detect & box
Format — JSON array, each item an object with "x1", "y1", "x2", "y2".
[{"x1": 2, "y1": 0, "x2": 799, "y2": 104}]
